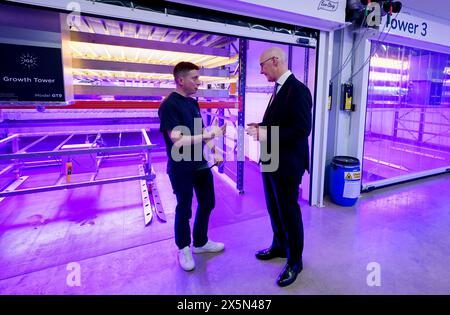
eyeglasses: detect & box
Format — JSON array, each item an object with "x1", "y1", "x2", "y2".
[{"x1": 259, "y1": 56, "x2": 277, "y2": 67}]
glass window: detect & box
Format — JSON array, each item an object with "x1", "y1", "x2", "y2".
[{"x1": 363, "y1": 41, "x2": 450, "y2": 185}]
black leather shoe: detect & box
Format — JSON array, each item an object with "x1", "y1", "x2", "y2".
[
  {"x1": 255, "y1": 247, "x2": 287, "y2": 260},
  {"x1": 276, "y1": 263, "x2": 303, "y2": 287}
]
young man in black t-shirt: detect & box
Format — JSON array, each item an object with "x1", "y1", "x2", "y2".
[{"x1": 158, "y1": 62, "x2": 226, "y2": 271}]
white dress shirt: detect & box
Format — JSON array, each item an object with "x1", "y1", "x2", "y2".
[{"x1": 275, "y1": 70, "x2": 292, "y2": 94}]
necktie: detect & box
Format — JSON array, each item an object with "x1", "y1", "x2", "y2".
[
  {"x1": 264, "y1": 82, "x2": 279, "y2": 121},
  {"x1": 268, "y1": 82, "x2": 279, "y2": 107},
  {"x1": 273, "y1": 82, "x2": 280, "y2": 96}
]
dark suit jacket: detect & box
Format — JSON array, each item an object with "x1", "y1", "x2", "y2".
[{"x1": 259, "y1": 73, "x2": 312, "y2": 178}]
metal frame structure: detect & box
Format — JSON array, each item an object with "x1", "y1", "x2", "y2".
[
  {"x1": 236, "y1": 38, "x2": 247, "y2": 194},
  {"x1": 67, "y1": 15, "x2": 239, "y2": 101},
  {"x1": 198, "y1": 39, "x2": 246, "y2": 194},
  {"x1": 0, "y1": 129, "x2": 165, "y2": 225},
  {"x1": 5, "y1": 0, "x2": 317, "y2": 46},
  {"x1": 201, "y1": 103, "x2": 244, "y2": 192},
  {"x1": 353, "y1": 34, "x2": 450, "y2": 192},
  {"x1": 310, "y1": 30, "x2": 335, "y2": 207},
  {"x1": 1, "y1": 0, "x2": 336, "y2": 206}
]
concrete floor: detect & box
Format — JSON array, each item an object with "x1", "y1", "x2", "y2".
[{"x1": 0, "y1": 159, "x2": 449, "y2": 294}]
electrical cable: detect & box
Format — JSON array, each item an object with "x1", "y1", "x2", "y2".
[
  {"x1": 330, "y1": 13, "x2": 369, "y2": 82},
  {"x1": 347, "y1": 11, "x2": 400, "y2": 83}
]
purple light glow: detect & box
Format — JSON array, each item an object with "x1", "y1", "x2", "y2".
[
  {"x1": 369, "y1": 72, "x2": 409, "y2": 82},
  {"x1": 363, "y1": 41, "x2": 450, "y2": 185}
]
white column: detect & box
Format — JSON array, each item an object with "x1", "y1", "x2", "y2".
[
  {"x1": 310, "y1": 30, "x2": 334, "y2": 207},
  {"x1": 328, "y1": 27, "x2": 354, "y2": 159}
]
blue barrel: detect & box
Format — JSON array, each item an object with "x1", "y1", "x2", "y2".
[{"x1": 329, "y1": 156, "x2": 361, "y2": 206}]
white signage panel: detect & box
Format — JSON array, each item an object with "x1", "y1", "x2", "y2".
[
  {"x1": 381, "y1": 13, "x2": 450, "y2": 47},
  {"x1": 239, "y1": 0, "x2": 345, "y2": 24}
]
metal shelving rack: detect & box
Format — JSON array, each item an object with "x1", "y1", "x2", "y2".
[
  {"x1": 0, "y1": 129, "x2": 165, "y2": 226},
  {"x1": 64, "y1": 16, "x2": 247, "y2": 192}
]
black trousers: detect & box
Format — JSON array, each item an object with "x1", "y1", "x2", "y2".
[
  {"x1": 262, "y1": 171, "x2": 304, "y2": 266},
  {"x1": 168, "y1": 167, "x2": 215, "y2": 250}
]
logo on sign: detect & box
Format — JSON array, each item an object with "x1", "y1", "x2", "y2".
[
  {"x1": 19, "y1": 53, "x2": 38, "y2": 70},
  {"x1": 318, "y1": 0, "x2": 338, "y2": 12}
]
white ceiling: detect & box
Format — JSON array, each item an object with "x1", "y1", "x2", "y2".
[{"x1": 402, "y1": 0, "x2": 450, "y2": 22}]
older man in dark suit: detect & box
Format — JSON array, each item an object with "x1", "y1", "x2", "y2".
[{"x1": 246, "y1": 47, "x2": 312, "y2": 287}]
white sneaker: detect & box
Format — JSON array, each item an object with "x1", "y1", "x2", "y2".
[
  {"x1": 193, "y1": 240, "x2": 225, "y2": 254},
  {"x1": 178, "y1": 246, "x2": 195, "y2": 271}
]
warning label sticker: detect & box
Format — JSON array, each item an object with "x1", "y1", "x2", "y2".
[
  {"x1": 343, "y1": 180, "x2": 360, "y2": 198},
  {"x1": 344, "y1": 171, "x2": 361, "y2": 180}
]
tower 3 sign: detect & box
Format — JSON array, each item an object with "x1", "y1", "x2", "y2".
[
  {"x1": 0, "y1": 43, "x2": 65, "y2": 102},
  {"x1": 381, "y1": 12, "x2": 450, "y2": 48}
]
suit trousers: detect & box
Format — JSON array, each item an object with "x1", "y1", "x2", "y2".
[
  {"x1": 262, "y1": 170, "x2": 304, "y2": 266},
  {"x1": 168, "y1": 167, "x2": 215, "y2": 249}
]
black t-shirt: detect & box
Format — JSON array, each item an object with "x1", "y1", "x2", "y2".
[{"x1": 158, "y1": 92, "x2": 207, "y2": 172}]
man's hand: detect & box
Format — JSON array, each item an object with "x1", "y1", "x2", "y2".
[
  {"x1": 212, "y1": 123, "x2": 227, "y2": 137},
  {"x1": 246, "y1": 123, "x2": 267, "y2": 141},
  {"x1": 258, "y1": 127, "x2": 267, "y2": 141},
  {"x1": 204, "y1": 123, "x2": 227, "y2": 140},
  {"x1": 207, "y1": 145, "x2": 224, "y2": 167},
  {"x1": 214, "y1": 154, "x2": 224, "y2": 167},
  {"x1": 245, "y1": 123, "x2": 258, "y2": 140}
]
